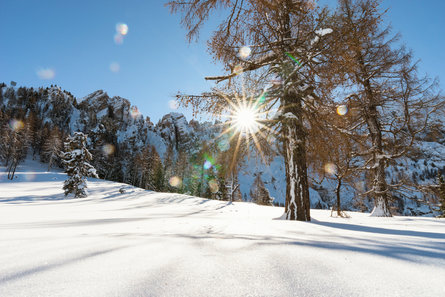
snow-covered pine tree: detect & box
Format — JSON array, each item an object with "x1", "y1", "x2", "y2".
[
  {"x1": 250, "y1": 173, "x2": 273, "y2": 206},
  {"x1": 62, "y1": 132, "x2": 98, "y2": 198}
]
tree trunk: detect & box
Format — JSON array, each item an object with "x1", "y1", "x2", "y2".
[
  {"x1": 7, "y1": 159, "x2": 18, "y2": 180},
  {"x1": 282, "y1": 92, "x2": 311, "y2": 221},
  {"x1": 366, "y1": 105, "x2": 392, "y2": 217},
  {"x1": 336, "y1": 177, "x2": 342, "y2": 216},
  {"x1": 370, "y1": 158, "x2": 391, "y2": 217}
]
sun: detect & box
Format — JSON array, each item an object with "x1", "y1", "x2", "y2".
[
  {"x1": 212, "y1": 88, "x2": 277, "y2": 171},
  {"x1": 233, "y1": 105, "x2": 260, "y2": 133}
]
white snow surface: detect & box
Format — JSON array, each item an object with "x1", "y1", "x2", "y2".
[{"x1": 1, "y1": 160, "x2": 445, "y2": 297}]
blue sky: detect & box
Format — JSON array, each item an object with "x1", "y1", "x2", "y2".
[{"x1": 1, "y1": 0, "x2": 444, "y2": 122}]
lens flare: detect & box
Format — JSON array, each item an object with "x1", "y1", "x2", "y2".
[
  {"x1": 116, "y1": 23, "x2": 129, "y2": 35},
  {"x1": 203, "y1": 160, "x2": 212, "y2": 170},
  {"x1": 285, "y1": 52, "x2": 301, "y2": 66},
  {"x1": 130, "y1": 106, "x2": 140, "y2": 119},
  {"x1": 257, "y1": 93, "x2": 267, "y2": 105},
  {"x1": 168, "y1": 99, "x2": 178, "y2": 110},
  {"x1": 336, "y1": 105, "x2": 348, "y2": 116},
  {"x1": 208, "y1": 179, "x2": 219, "y2": 193},
  {"x1": 324, "y1": 163, "x2": 337, "y2": 175},
  {"x1": 109, "y1": 62, "x2": 120, "y2": 73},
  {"x1": 233, "y1": 64, "x2": 243, "y2": 75},
  {"x1": 239, "y1": 46, "x2": 251, "y2": 59},
  {"x1": 102, "y1": 144, "x2": 115, "y2": 156},
  {"x1": 114, "y1": 33, "x2": 124, "y2": 45},
  {"x1": 24, "y1": 172, "x2": 36, "y2": 181},
  {"x1": 169, "y1": 176, "x2": 182, "y2": 188},
  {"x1": 9, "y1": 119, "x2": 24, "y2": 131},
  {"x1": 36, "y1": 68, "x2": 55, "y2": 80}
]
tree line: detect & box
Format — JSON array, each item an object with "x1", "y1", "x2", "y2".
[{"x1": 0, "y1": 88, "x2": 274, "y2": 203}]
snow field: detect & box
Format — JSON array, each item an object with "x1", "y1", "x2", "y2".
[{"x1": 1, "y1": 160, "x2": 445, "y2": 296}]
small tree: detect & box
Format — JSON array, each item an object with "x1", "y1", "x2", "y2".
[
  {"x1": 62, "y1": 132, "x2": 98, "y2": 198},
  {"x1": 438, "y1": 172, "x2": 445, "y2": 218},
  {"x1": 1, "y1": 120, "x2": 30, "y2": 180},
  {"x1": 250, "y1": 173, "x2": 273, "y2": 206},
  {"x1": 42, "y1": 126, "x2": 62, "y2": 171}
]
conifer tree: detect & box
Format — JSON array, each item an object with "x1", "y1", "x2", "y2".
[
  {"x1": 168, "y1": 0, "x2": 334, "y2": 220},
  {"x1": 176, "y1": 149, "x2": 189, "y2": 193},
  {"x1": 151, "y1": 146, "x2": 165, "y2": 191},
  {"x1": 62, "y1": 132, "x2": 98, "y2": 198},
  {"x1": 438, "y1": 172, "x2": 445, "y2": 218},
  {"x1": 42, "y1": 126, "x2": 62, "y2": 171},
  {"x1": 326, "y1": 0, "x2": 444, "y2": 216},
  {"x1": 163, "y1": 144, "x2": 176, "y2": 192},
  {"x1": 216, "y1": 136, "x2": 245, "y2": 202},
  {"x1": 2, "y1": 120, "x2": 30, "y2": 179},
  {"x1": 250, "y1": 173, "x2": 273, "y2": 206}
]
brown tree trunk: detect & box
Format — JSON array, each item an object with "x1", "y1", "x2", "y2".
[
  {"x1": 283, "y1": 91, "x2": 311, "y2": 221},
  {"x1": 336, "y1": 177, "x2": 342, "y2": 216},
  {"x1": 370, "y1": 158, "x2": 391, "y2": 217},
  {"x1": 366, "y1": 104, "x2": 392, "y2": 217}
]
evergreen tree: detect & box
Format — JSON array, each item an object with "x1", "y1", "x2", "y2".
[
  {"x1": 250, "y1": 173, "x2": 273, "y2": 206},
  {"x1": 438, "y1": 172, "x2": 445, "y2": 218},
  {"x1": 151, "y1": 146, "x2": 165, "y2": 191},
  {"x1": 62, "y1": 132, "x2": 98, "y2": 198},
  {"x1": 163, "y1": 144, "x2": 176, "y2": 192},
  {"x1": 176, "y1": 149, "x2": 189, "y2": 193}
]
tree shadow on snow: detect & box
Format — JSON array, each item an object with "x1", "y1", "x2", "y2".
[{"x1": 310, "y1": 219, "x2": 445, "y2": 240}]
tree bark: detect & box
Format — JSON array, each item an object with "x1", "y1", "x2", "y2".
[
  {"x1": 336, "y1": 177, "x2": 342, "y2": 216},
  {"x1": 283, "y1": 91, "x2": 311, "y2": 221},
  {"x1": 366, "y1": 104, "x2": 392, "y2": 217}
]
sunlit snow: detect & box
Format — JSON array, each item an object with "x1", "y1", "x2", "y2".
[{"x1": 1, "y1": 160, "x2": 444, "y2": 297}]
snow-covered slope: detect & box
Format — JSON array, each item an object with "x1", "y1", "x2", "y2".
[{"x1": 1, "y1": 161, "x2": 445, "y2": 297}]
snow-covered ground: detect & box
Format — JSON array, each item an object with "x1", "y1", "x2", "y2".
[{"x1": 1, "y1": 160, "x2": 445, "y2": 297}]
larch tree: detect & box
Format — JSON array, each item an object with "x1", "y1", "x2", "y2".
[
  {"x1": 216, "y1": 134, "x2": 246, "y2": 202},
  {"x1": 163, "y1": 144, "x2": 176, "y2": 192},
  {"x1": 250, "y1": 172, "x2": 274, "y2": 206},
  {"x1": 62, "y1": 132, "x2": 98, "y2": 198},
  {"x1": 167, "y1": 0, "x2": 336, "y2": 221},
  {"x1": 2, "y1": 120, "x2": 30, "y2": 180},
  {"x1": 42, "y1": 126, "x2": 62, "y2": 171},
  {"x1": 307, "y1": 104, "x2": 360, "y2": 217},
  {"x1": 327, "y1": 0, "x2": 444, "y2": 216}
]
